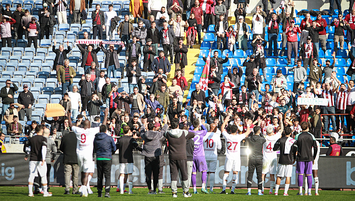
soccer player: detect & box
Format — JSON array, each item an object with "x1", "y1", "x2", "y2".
[
  {"x1": 165, "y1": 118, "x2": 194, "y2": 198},
  {"x1": 220, "y1": 114, "x2": 252, "y2": 194},
  {"x1": 203, "y1": 123, "x2": 222, "y2": 193},
  {"x1": 190, "y1": 119, "x2": 209, "y2": 194},
  {"x1": 246, "y1": 126, "x2": 266, "y2": 195},
  {"x1": 295, "y1": 122, "x2": 318, "y2": 196},
  {"x1": 25, "y1": 125, "x2": 52, "y2": 197},
  {"x1": 273, "y1": 127, "x2": 297, "y2": 196},
  {"x1": 305, "y1": 140, "x2": 320, "y2": 195},
  {"x1": 262, "y1": 114, "x2": 284, "y2": 194},
  {"x1": 71, "y1": 108, "x2": 108, "y2": 197},
  {"x1": 117, "y1": 125, "x2": 142, "y2": 194}
]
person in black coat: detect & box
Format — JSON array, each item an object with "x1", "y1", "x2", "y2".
[
  {"x1": 92, "y1": 4, "x2": 105, "y2": 39},
  {"x1": 143, "y1": 38, "x2": 156, "y2": 72},
  {"x1": 203, "y1": 51, "x2": 229, "y2": 74},
  {"x1": 12, "y1": 4, "x2": 25, "y2": 42},
  {"x1": 159, "y1": 21, "x2": 175, "y2": 63},
  {"x1": 126, "y1": 59, "x2": 142, "y2": 94},
  {"x1": 208, "y1": 65, "x2": 222, "y2": 96},
  {"x1": 79, "y1": 74, "x2": 95, "y2": 112},
  {"x1": 126, "y1": 36, "x2": 141, "y2": 64},
  {"x1": 151, "y1": 51, "x2": 171, "y2": 74},
  {"x1": 39, "y1": 4, "x2": 54, "y2": 39},
  {"x1": 214, "y1": 14, "x2": 229, "y2": 50},
  {"x1": 60, "y1": 130, "x2": 79, "y2": 194},
  {"x1": 174, "y1": 38, "x2": 188, "y2": 76},
  {"x1": 228, "y1": 66, "x2": 243, "y2": 94},
  {"x1": 147, "y1": 21, "x2": 159, "y2": 54},
  {"x1": 243, "y1": 55, "x2": 257, "y2": 77},
  {"x1": 190, "y1": 84, "x2": 206, "y2": 103},
  {"x1": 53, "y1": 40, "x2": 71, "y2": 71},
  {"x1": 101, "y1": 43, "x2": 123, "y2": 78}
]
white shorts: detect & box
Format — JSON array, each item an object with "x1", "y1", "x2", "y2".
[
  {"x1": 28, "y1": 161, "x2": 47, "y2": 183},
  {"x1": 77, "y1": 154, "x2": 95, "y2": 173},
  {"x1": 262, "y1": 158, "x2": 278, "y2": 174},
  {"x1": 119, "y1": 163, "x2": 133, "y2": 174},
  {"x1": 224, "y1": 157, "x2": 240, "y2": 172},
  {"x1": 312, "y1": 159, "x2": 318, "y2": 170},
  {"x1": 206, "y1": 160, "x2": 217, "y2": 172},
  {"x1": 277, "y1": 164, "x2": 293, "y2": 178}
]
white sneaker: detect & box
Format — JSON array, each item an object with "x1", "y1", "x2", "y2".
[
  {"x1": 28, "y1": 193, "x2": 34, "y2": 197},
  {"x1": 87, "y1": 188, "x2": 93, "y2": 194},
  {"x1": 43, "y1": 192, "x2": 52, "y2": 197},
  {"x1": 78, "y1": 186, "x2": 82, "y2": 193},
  {"x1": 80, "y1": 192, "x2": 88, "y2": 197},
  {"x1": 172, "y1": 193, "x2": 178, "y2": 198}
]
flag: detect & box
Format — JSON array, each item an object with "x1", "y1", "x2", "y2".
[{"x1": 198, "y1": 50, "x2": 211, "y2": 91}]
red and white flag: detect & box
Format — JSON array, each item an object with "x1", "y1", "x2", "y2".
[{"x1": 198, "y1": 51, "x2": 211, "y2": 91}]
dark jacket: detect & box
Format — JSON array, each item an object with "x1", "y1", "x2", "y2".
[
  {"x1": 243, "y1": 59, "x2": 257, "y2": 76},
  {"x1": 167, "y1": 102, "x2": 183, "y2": 121},
  {"x1": 228, "y1": 67, "x2": 243, "y2": 87},
  {"x1": 18, "y1": 91, "x2": 35, "y2": 108},
  {"x1": 77, "y1": 44, "x2": 100, "y2": 67},
  {"x1": 141, "y1": 124, "x2": 168, "y2": 157},
  {"x1": 85, "y1": 67, "x2": 100, "y2": 80},
  {"x1": 204, "y1": 56, "x2": 228, "y2": 73},
  {"x1": 300, "y1": 42, "x2": 318, "y2": 59},
  {"x1": 79, "y1": 79, "x2": 94, "y2": 97},
  {"x1": 191, "y1": 90, "x2": 205, "y2": 103},
  {"x1": 52, "y1": 45, "x2": 71, "y2": 70},
  {"x1": 281, "y1": 7, "x2": 294, "y2": 32},
  {"x1": 127, "y1": 65, "x2": 142, "y2": 83},
  {"x1": 117, "y1": 20, "x2": 133, "y2": 37},
  {"x1": 159, "y1": 28, "x2": 175, "y2": 45},
  {"x1": 102, "y1": 82, "x2": 116, "y2": 100},
  {"x1": 174, "y1": 44, "x2": 188, "y2": 67},
  {"x1": 114, "y1": 95, "x2": 131, "y2": 113},
  {"x1": 235, "y1": 22, "x2": 249, "y2": 38},
  {"x1": 125, "y1": 42, "x2": 141, "y2": 59},
  {"x1": 347, "y1": 52, "x2": 355, "y2": 76},
  {"x1": 0, "y1": 84, "x2": 18, "y2": 104},
  {"x1": 208, "y1": 71, "x2": 221, "y2": 89},
  {"x1": 101, "y1": 44, "x2": 122, "y2": 70},
  {"x1": 88, "y1": 99, "x2": 103, "y2": 116},
  {"x1": 214, "y1": 19, "x2": 229, "y2": 33},
  {"x1": 94, "y1": 132, "x2": 116, "y2": 159},
  {"x1": 147, "y1": 27, "x2": 160, "y2": 44},
  {"x1": 92, "y1": 10, "x2": 105, "y2": 26},
  {"x1": 143, "y1": 44, "x2": 156, "y2": 63},
  {"x1": 60, "y1": 131, "x2": 78, "y2": 164},
  {"x1": 305, "y1": 25, "x2": 323, "y2": 43},
  {"x1": 151, "y1": 56, "x2": 171, "y2": 74},
  {"x1": 12, "y1": 10, "x2": 25, "y2": 27},
  {"x1": 246, "y1": 74, "x2": 262, "y2": 91}
]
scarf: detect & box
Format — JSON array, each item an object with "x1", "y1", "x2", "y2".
[{"x1": 268, "y1": 20, "x2": 278, "y2": 30}]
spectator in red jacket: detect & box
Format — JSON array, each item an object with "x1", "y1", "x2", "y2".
[
  {"x1": 286, "y1": 20, "x2": 301, "y2": 65},
  {"x1": 315, "y1": 13, "x2": 328, "y2": 52},
  {"x1": 174, "y1": 69, "x2": 188, "y2": 92},
  {"x1": 300, "y1": 13, "x2": 312, "y2": 45}
]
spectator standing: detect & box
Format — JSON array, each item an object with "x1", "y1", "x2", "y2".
[
  {"x1": 21, "y1": 10, "x2": 32, "y2": 39},
  {"x1": 39, "y1": 4, "x2": 53, "y2": 39},
  {"x1": 12, "y1": 4, "x2": 25, "y2": 43},
  {"x1": 0, "y1": 16, "x2": 16, "y2": 47},
  {"x1": 92, "y1": 5, "x2": 105, "y2": 39},
  {"x1": 252, "y1": 12, "x2": 264, "y2": 39},
  {"x1": 285, "y1": 20, "x2": 301, "y2": 65},
  {"x1": 320, "y1": 83, "x2": 338, "y2": 133},
  {"x1": 57, "y1": 59, "x2": 76, "y2": 95},
  {"x1": 78, "y1": 44, "x2": 100, "y2": 71},
  {"x1": 129, "y1": 87, "x2": 145, "y2": 116},
  {"x1": 18, "y1": 84, "x2": 35, "y2": 121},
  {"x1": 60, "y1": 93, "x2": 72, "y2": 116},
  {"x1": 126, "y1": 36, "x2": 142, "y2": 64},
  {"x1": 186, "y1": 13, "x2": 198, "y2": 48},
  {"x1": 94, "y1": 70, "x2": 107, "y2": 100},
  {"x1": 228, "y1": 66, "x2": 243, "y2": 94},
  {"x1": 55, "y1": 0, "x2": 68, "y2": 24},
  {"x1": 299, "y1": 36, "x2": 318, "y2": 70},
  {"x1": 214, "y1": 0, "x2": 226, "y2": 23},
  {"x1": 113, "y1": 91, "x2": 131, "y2": 115},
  {"x1": 174, "y1": 38, "x2": 188, "y2": 76},
  {"x1": 205, "y1": 50, "x2": 228, "y2": 74},
  {"x1": 155, "y1": 84, "x2": 170, "y2": 114},
  {"x1": 168, "y1": 79, "x2": 183, "y2": 103},
  {"x1": 208, "y1": 66, "x2": 222, "y2": 96},
  {"x1": 266, "y1": 11, "x2": 280, "y2": 56},
  {"x1": 156, "y1": 6, "x2": 169, "y2": 27},
  {"x1": 85, "y1": 62, "x2": 100, "y2": 83},
  {"x1": 246, "y1": 68, "x2": 262, "y2": 100},
  {"x1": 190, "y1": 0, "x2": 203, "y2": 44},
  {"x1": 243, "y1": 55, "x2": 257, "y2": 77},
  {"x1": 251, "y1": 36, "x2": 267, "y2": 79},
  {"x1": 147, "y1": 21, "x2": 159, "y2": 54},
  {"x1": 309, "y1": 59, "x2": 323, "y2": 87},
  {"x1": 69, "y1": 0, "x2": 85, "y2": 24},
  {"x1": 130, "y1": 0, "x2": 144, "y2": 22},
  {"x1": 290, "y1": 60, "x2": 307, "y2": 92},
  {"x1": 127, "y1": 59, "x2": 142, "y2": 94},
  {"x1": 118, "y1": 15, "x2": 133, "y2": 47},
  {"x1": 26, "y1": 17, "x2": 40, "y2": 49},
  {"x1": 79, "y1": 74, "x2": 95, "y2": 112},
  {"x1": 191, "y1": 84, "x2": 205, "y2": 103},
  {"x1": 132, "y1": 20, "x2": 147, "y2": 45},
  {"x1": 271, "y1": 69, "x2": 287, "y2": 94},
  {"x1": 101, "y1": 43, "x2": 123, "y2": 78},
  {"x1": 94, "y1": 125, "x2": 116, "y2": 198},
  {"x1": 2, "y1": 4, "x2": 12, "y2": 17},
  {"x1": 53, "y1": 40, "x2": 71, "y2": 71},
  {"x1": 280, "y1": 3, "x2": 294, "y2": 56},
  {"x1": 167, "y1": 0, "x2": 183, "y2": 19},
  {"x1": 68, "y1": 85, "x2": 81, "y2": 121},
  {"x1": 160, "y1": 21, "x2": 175, "y2": 63},
  {"x1": 305, "y1": 21, "x2": 322, "y2": 59},
  {"x1": 170, "y1": 14, "x2": 186, "y2": 46},
  {"x1": 329, "y1": 0, "x2": 341, "y2": 16},
  {"x1": 331, "y1": 14, "x2": 346, "y2": 54},
  {"x1": 43, "y1": 128, "x2": 57, "y2": 190},
  {"x1": 148, "y1": 0, "x2": 163, "y2": 19},
  {"x1": 215, "y1": 14, "x2": 228, "y2": 50},
  {"x1": 315, "y1": 13, "x2": 327, "y2": 52},
  {"x1": 104, "y1": 4, "x2": 117, "y2": 40},
  {"x1": 102, "y1": 78, "x2": 116, "y2": 107},
  {"x1": 300, "y1": 13, "x2": 312, "y2": 45},
  {"x1": 0, "y1": 80, "x2": 18, "y2": 120},
  {"x1": 235, "y1": 16, "x2": 249, "y2": 51},
  {"x1": 174, "y1": 69, "x2": 188, "y2": 92},
  {"x1": 200, "y1": 0, "x2": 214, "y2": 31},
  {"x1": 87, "y1": 94, "x2": 103, "y2": 122},
  {"x1": 323, "y1": 53, "x2": 336, "y2": 81},
  {"x1": 152, "y1": 51, "x2": 171, "y2": 74},
  {"x1": 143, "y1": 38, "x2": 156, "y2": 72}
]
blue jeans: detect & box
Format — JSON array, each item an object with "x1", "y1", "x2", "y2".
[
  {"x1": 84, "y1": 65, "x2": 91, "y2": 72},
  {"x1": 106, "y1": 98, "x2": 110, "y2": 108},
  {"x1": 314, "y1": 42, "x2": 320, "y2": 60},
  {"x1": 2, "y1": 104, "x2": 9, "y2": 115},
  {"x1": 268, "y1": 33, "x2": 278, "y2": 56},
  {"x1": 62, "y1": 82, "x2": 72, "y2": 95},
  {"x1": 107, "y1": 65, "x2": 116, "y2": 78},
  {"x1": 129, "y1": 84, "x2": 138, "y2": 94},
  {"x1": 121, "y1": 34, "x2": 130, "y2": 47},
  {"x1": 186, "y1": 10, "x2": 191, "y2": 20},
  {"x1": 71, "y1": 109, "x2": 79, "y2": 121},
  {"x1": 322, "y1": 106, "x2": 337, "y2": 131},
  {"x1": 131, "y1": 109, "x2": 140, "y2": 117}
]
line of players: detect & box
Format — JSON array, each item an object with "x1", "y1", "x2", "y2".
[{"x1": 26, "y1": 109, "x2": 321, "y2": 197}]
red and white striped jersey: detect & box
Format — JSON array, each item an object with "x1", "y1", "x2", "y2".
[
  {"x1": 322, "y1": 90, "x2": 335, "y2": 107},
  {"x1": 336, "y1": 91, "x2": 348, "y2": 110}
]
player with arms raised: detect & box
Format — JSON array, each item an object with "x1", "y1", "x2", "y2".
[{"x1": 220, "y1": 113, "x2": 252, "y2": 194}]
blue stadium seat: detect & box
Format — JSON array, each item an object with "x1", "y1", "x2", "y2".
[
  {"x1": 328, "y1": 33, "x2": 334, "y2": 41},
  {"x1": 55, "y1": 31, "x2": 65, "y2": 40},
  {"x1": 6, "y1": 63, "x2": 17, "y2": 71},
  {"x1": 266, "y1": 58, "x2": 276, "y2": 67},
  {"x1": 41, "y1": 64, "x2": 52, "y2": 72},
  {"x1": 334, "y1": 58, "x2": 346, "y2": 67},
  {"x1": 200, "y1": 41, "x2": 211, "y2": 50},
  {"x1": 194, "y1": 67, "x2": 203, "y2": 74},
  {"x1": 199, "y1": 49, "x2": 210, "y2": 58},
  {"x1": 34, "y1": 78, "x2": 46, "y2": 88},
  {"x1": 46, "y1": 78, "x2": 58, "y2": 88},
  {"x1": 17, "y1": 39, "x2": 27, "y2": 47},
  {"x1": 1, "y1": 47, "x2": 12, "y2": 57},
  {"x1": 207, "y1": 25, "x2": 215, "y2": 33},
  {"x1": 223, "y1": 50, "x2": 233, "y2": 58},
  {"x1": 230, "y1": 59, "x2": 238, "y2": 67},
  {"x1": 264, "y1": 67, "x2": 275, "y2": 74},
  {"x1": 51, "y1": 94, "x2": 62, "y2": 104},
  {"x1": 42, "y1": 87, "x2": 54, "y2": 95},
  {"x1": 286, "y1": 82, "x2": 294, "y2": 90},
  {"x1": 347, "y1": 59, "x2": 352, "y2": 66},
  {"x1": 204, "y1": 33, "x2": 216, "y2": 42},
  {"x1": 30, "y1": 63, "x2": 42, "y2": 72},
  {"x1": 12, "y1": 78, "x2": 21, "y2": 87},
  {"x1": 18, "y1": 64, "x2": 28, "y2": 71},
  {"x1": 336, "y1": 50, "x2": 348, "y2": 58},
  {"x1": 2, "y1": 71, "x2": 14, "y2": 79},
  {"x1": 245, "y1": 49, "x2": 253, "y2": 56},
  {"x1": 337, "y1": 75, "x2": 344, "y2": 83},
  {"x1": 25, "y1": 72, "x2": 36, "y2": 79},
  {"x1": 36, "y1": 48, "x2": 47, "y2": 57},
  {"x1": 37, "y1": 72, "x2": 50, "y2": 79},
  {"x1": 324, "y1": 49, "x2": 334, "y2": 58},
  {"x1": 211, "y1": 41, "x2": 218, "y2": 49},
  {"x1": 287, "y1": 75, "x2": 294, "y2": 82},
  {"x1": 54, "y1": 87, "x2": 62, "y2": 94},
  {"x1": 277, "y1": 67, "x2": 287, "y2": 75},
  {"x1": 40, "y1": 39, "x2": 51, "y2": 47},
  {"x1": 326, "y1": 42, "x2": 334, "y2": 50},
  {"x1": 318, "y1": 49, "x2": 325, "y2": 58},
  {"x1": 234, "y1": 49, "x2": 246, "y2": 58},
  {"x1": 58, "y1": 24, "x2": 70, "y2": 31},
  {"x1": 336, "y1": 67, "x2": 346, "y2": 75},
  {"x1": 34, "y1": 56, "x2": 44, "y2": 63},
  {"x1": 38, "y1": 94, "x2": 50, "y2": 104},
  {"x1": 14, "y1": 71, "x2": 26, "y2": 78},
  {"x1": 22, "y1": 78, "x2": 34, "y2": 87}
]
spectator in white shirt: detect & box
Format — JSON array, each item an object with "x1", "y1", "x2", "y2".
[
  {"x1": 55, "y1": 0, "x2": 68, "y2": 24},
  {"x1": 105, "y1": 4, "x2": 117, "y2": 40},
  {"x1": 68, "y1": 85, "x2": 81, "y2": 121},
  {"x1": 252, "y1": 13, "x2": 264, "y2": 39},
  {"x1": 148, "y1": 0, "x2": 165, "y2": 19},
  {"x1": 156, "y1": 6, "x2": 169, "y2": 27}
]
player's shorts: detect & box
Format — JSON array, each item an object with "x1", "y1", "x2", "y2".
[
  {"x1": 224, "y1": 157, "x2": 241, "y2": 172},
  {"x1": 28, "y1": 161, "x2": 47, "y2": 182},
  {"x1": 206, "y1": 160, "x2": 217, "y2": 172},
  {"x1": 77, "y1": 153, "x2": 95, "y2": 173},
  {"x1": 312, "y1": 159, "x2": 319, "y2": 170},
  {"x1": 277, "y1": 164, "x2": 293, "y2": 178},
  {"x1": 119, "y1": 163, "x2": 133, "y2": 174},
  {"x1": 296, "y1": 161, "x2": 312, "y2": 175},
  {"x1": 192, "y1": 156, "x2": 207, "y2": 172},
  {"x1": 262, "y1": 158, "x2": 277, "y2": 174}
]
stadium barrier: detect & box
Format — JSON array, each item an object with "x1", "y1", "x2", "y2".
[{"x1": 1, "y1": 154, "x2": 355, "y2": 189}]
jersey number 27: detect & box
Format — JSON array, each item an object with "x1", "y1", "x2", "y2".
[{"x1": 227, "y1": 142, "x2": 238, "y2": 151}]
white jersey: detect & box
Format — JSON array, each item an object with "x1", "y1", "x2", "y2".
[
  {"x1": 222, "y1": 131, "x2": 245, "y2": 159},
  {"x1": 203, "y1": 130, "x2": 222, "y2": 161},
  {"x1": 263, "y1": 131, "x2": 282, "y2": 160},
  {"x1": 72, "y1": 126, "x2": 99, "y2": 154}
]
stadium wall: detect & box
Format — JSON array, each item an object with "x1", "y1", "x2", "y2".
[{"x1": 1, "y1": 153, "x2": 355, "y2": 188}]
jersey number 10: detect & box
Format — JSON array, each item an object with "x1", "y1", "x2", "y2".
[{"x1": 205, "y1": 139, "x2": 214, "y2": 148}]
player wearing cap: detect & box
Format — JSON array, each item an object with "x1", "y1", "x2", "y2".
[
  {"x1": 273, "y1": 127, "x2": 297, "y2": 196},
  {"x1": 203, "y1": 123, "x2": 222, "y2": 193},
  {"x1": 220, "y1": 113, "x2": 252, "y2": 194},
  {"x1": 261, "y1": 114, "x2": 284, "y2": 195},
  {"x1": 190, "y1": 119, "x2": 208, "y2": 194},
  {"x1": 295, "y1": 122, "x2": 318, "y2": 196},
  {"x1": 246, "y1": 126, "x2": 266, "y2": 196}
]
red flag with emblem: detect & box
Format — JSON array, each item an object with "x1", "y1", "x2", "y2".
[{"x1": 199, "y1": 51, "x2": 211, "y2": 91}]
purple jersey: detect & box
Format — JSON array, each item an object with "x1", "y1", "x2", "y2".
[{"x1": 190, "y1": 125, "x2": 208, "y2": 157}]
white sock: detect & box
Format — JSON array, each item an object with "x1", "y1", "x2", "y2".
[
  {"x1": 81, "y1": 185, "x2": 87, "y2": 195},
  {"x1": 209, "y1": 173, "x2": 215, "y2": 191},
  {"x1": 275, "y1": 184, "x2": 279, "y2": 194},
  {"x1": 231, "y1": 174, "x2": 237, "y2": 192},
  {"x1": 202, "y1": 183, "x2": 206, "y2": 190},
  {"x1": 258, "y1": 189, "x2": 262, "y2": 194},
  {"x1": 248, "y1": 188, "x2": 251, "y2": 193},
  {"x1": 304, "y1": 177, "x2": 308, "y2": 193},
  {"x1": 193, "y1": 186, "x2": 197, "y2": 192},
  {"x1": 158, "y1": 179, "x2": 163, "y2": 191},
  {"x1": 308, "y1": 188, "x2": 312, "y2": 195},
  {"x1": 43, "y1": 185, "x2": 48, "y2": 194},
  {"x1": 222, "y1": 174, "x2": 228, "y2": 191},
  {"x1": 87, "y1": 175, "x2": 92, "y2": 189},
  {"x1": 299, "y1": 186, "x2": 302, "y2": 194},
  {"x1": 270, "y1": 181, "x2": 275, "y2": 193},
  {"x1": 315, "y1": 177, "x2": 319, "y2": 194},
  {"x1": 285, "y1": 184, "x2": 290, "y2": 194},
  {"x1": 127, "y1": 175, "x2": 132, "y2": 193},
  {"x1": 28, "y1": 185, "x2": 33, "y2": 194},
  {"x1": 120, "y1": 177, "x2": 124, "y2": 194}
]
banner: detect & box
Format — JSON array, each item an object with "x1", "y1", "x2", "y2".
[
  {"x1": 198, "y1": 51, "x2": 211, "y2": 91},
  {"x1": 44, "y1": 104, "x2": 65, "y2": 117},
  {"x1": 1, "y1": 154, "x2": 355, "y2": 188},
  {"x1": 298, "y1": 98, "x2": 329, "y2": 106},
  {"x1": 76, "y1": 40, "x2": 124, "y2": 47}
]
